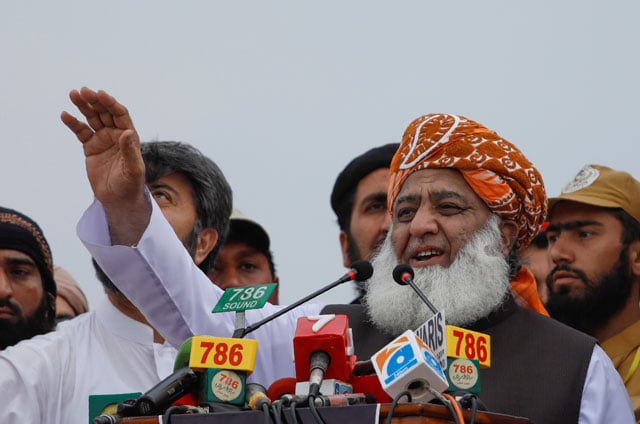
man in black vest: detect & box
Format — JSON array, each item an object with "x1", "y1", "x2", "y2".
[
  {"x1": 63, "y1": 88, "x2": 633, "y2": 423},
  {"x1": 327, "y1": 114, "x2": 634, "y2": 423}
]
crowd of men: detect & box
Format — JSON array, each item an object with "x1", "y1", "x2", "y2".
[{"x1": 0, "y1": 86, "x2": 638, "y2": 423}]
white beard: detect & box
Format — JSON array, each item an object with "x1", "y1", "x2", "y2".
[{"x1": 364, "y1": 214, "x2": 510, "y2": 334}]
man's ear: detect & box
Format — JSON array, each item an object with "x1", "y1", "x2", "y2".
[
  {"x1": 194, "y1": 228, "x2": 218, "y2": 267},
  {"x1": 627, "y1": 240, "x2": 640, "y2": 279},
  {"x1": 339, "y1": 231, "x2": 351, "y2": 268},
  {"x1": 499, "y1": 220, "x2": 519, "y2": 257}
]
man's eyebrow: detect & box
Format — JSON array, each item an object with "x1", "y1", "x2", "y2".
[
  {"x1": 6, "y1": 256, "x2": 37, "y2": 267},
  {"x1": 546, "y1": 220, "x2": 603, "y2": 232},
  {"x1": 395, "y1": 194, "x2": 420, "y2": 207},
  {"x1": 148, "y1": 182, "x2": 176, "y2": 192},
  {"x1": 147, "y1": 182, "x2": 173, "y2": 190},
  {"x1": 395, "y1": 189, "x2": 468, "y2": 210},
  {"x1": 429, "y1": 190, "x2": 466, "y2": 203},
  {"x1": 359, "y1": 192, "x2": 387, "y2": 206}
]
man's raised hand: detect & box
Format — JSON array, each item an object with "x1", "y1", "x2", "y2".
[{"x1": 61, "y1": 87, "x2": 149, "y2": 245}]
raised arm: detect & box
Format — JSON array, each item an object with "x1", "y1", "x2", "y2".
[{"x1": 61, "y1": 87, "x2": 149, "y2": 246}]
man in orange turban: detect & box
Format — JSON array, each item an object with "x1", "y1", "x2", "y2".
[
  {"x1": 386, "y1": 113, "x2": 548, "y2": 313},
  {"x1": 364, "y1": 113, "x2": 632, "y2": 423}
]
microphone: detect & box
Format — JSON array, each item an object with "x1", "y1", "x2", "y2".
[
  {"x1": 392, "y1": 264, "x2": 438, "y2": 314},
  {"x1": 235, "y1": 260, "x2": 373, "y2": 338},
  {"x1": 267, "y1": 377, "x2": 297, "y2": 402},
  {"x1": 308, "y1": 351, "x2": 330, "y2": 396},
  {"x1": 312, "y1": 392, "x2": 377, "y2": 407},
  {"x1": 371, "y1": 329, "x2": 448, "y2": 403},
  {"x1": 93, "y1": 415, "x2": 120, "y2": 424},
  {"x1": 392, "y1": 264, "x2": 448, "y2": 374},
  {"x1": 245, "y1": 383, "x2": 271, "y2": 410},
  {"x1": 292, "y1": 314, "x2": 356, "y2": 396},
  {"x1": 392, "y1": 265, "x2": 490, "y2": 395},
  {"x1": 132, "y1": 367, "x2": 200, "y2": 415},
  {"x1": 172, "y1": 335, "x2": 258, "y2": 406}
]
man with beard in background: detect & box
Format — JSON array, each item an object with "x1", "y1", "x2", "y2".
[
  {"x1": 64, "y1": 88, "x2": 632, "y2": 423},
  {"x1": 0, "y1": 206, "x2": 56, "y2": 349},
  {"x1": 330, "y1": 143, "x2": 398, "y2": 303},
  {"x1": 545, "y1": 164, "x2": 640, "y2": 421}
]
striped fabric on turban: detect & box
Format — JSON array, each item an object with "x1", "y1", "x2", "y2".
[{"x1": 388, "y1": 113, "x2": 547, "y2": 249}]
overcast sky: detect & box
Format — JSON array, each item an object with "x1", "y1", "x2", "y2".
[{"x1": 1, "y1": 1, "x2": 638, "y2": 309}]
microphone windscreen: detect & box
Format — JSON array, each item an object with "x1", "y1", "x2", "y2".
[
  {"x1": 267, "y1": 377, "x2": 296, "y2": 402},
  {"x1": 392, "y1": 264, "x2": 414, "y2": 285},
  {"x1": 174, "y1": 338, "x2": 193, "y2": 371},
  {"x1": 352, "y1": 260, "x2": 373, "y2": 281}
]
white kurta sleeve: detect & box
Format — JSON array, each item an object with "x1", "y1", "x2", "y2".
[
  {"x1": 579, "y1": 344, "x2": 635, "y2": 423},
  {"x1": 77, "y1": 195, "x2": 322, "y2": 385}
]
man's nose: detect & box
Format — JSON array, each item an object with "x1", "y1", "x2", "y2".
[
  {"x1": 0, "y1": 272, "x2": 13, "y2": 299},
  {"x1": 214, "y1": 270, "x2": 245, "y2": 290},
  {"x1": 409, "y1": 208, "x2": 439, "y2": 238},
  {"x1": 549, "y1": 233, "x2": 574, "y2": 265}
]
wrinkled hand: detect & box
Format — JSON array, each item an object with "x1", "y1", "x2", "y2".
[{"x1": 61, "y1": 87, "x2": 149, "y2": 245}]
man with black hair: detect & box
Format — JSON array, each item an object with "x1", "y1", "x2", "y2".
[
  {"x1": 0, "y1": 207, "x2": 56, "y2": 349},
  {"x1": 0, "y1": 138, "x2": 232, "y2": 423},
  {"x1": 330, "y1": 143, "x2": 398, "y2": 303},
  {"x1": 209, "y1": 208, "x2": 279, "y2": 304},
  {"x1": 546, "y1": 165, "x2": 640, "y2": 420}
]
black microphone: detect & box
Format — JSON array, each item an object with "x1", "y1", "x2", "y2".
[
  {"x1": 392, "y1": 264, "x2": 438, "y2": 314},
  {"x1": 234, "y1": 260, "x2": 373, "y2": 338},
  {"x1": 131, "y1": 367, "x2": 199, "y2": 415},
  {"x1": 92, "y1": 415, "x2": 120, "y2": 424}
]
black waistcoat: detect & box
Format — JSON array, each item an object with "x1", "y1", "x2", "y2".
[{"x1": 322, "y1": 296, "x2": 596, "y2": 424}]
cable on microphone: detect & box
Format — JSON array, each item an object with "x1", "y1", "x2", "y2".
[{"x1": 392, "y1": 264, "x2": 438, "y2": 314}]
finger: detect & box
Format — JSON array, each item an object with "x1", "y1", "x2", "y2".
[
  {"x1": 60, "y1": 111, "x2": 95, "y2": 144},
  {"x1": 119, "y1": 129, "x2": 145, "y2": 176},
  {"x1": 96, "y1": 90, "x2": 136, "y2": 131},
  {"x1": 69, "y1": 88, "x2": 105, "y2": 132},
  {"x1": 80, "y1": 87, "x2": 116, "y2": 128}
]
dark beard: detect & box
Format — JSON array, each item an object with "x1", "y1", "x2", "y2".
[
  {"x1": 546, "y1": 248, "x2": 632, "y2": 335},
  {"x1": 0, "y1": 294, "x2": 54, "y2": 349}
]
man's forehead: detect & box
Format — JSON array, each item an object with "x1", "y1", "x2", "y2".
[
  {"x1": 0, "y1": 249, "x2": 37, "y2": 264},
  {"x1": 395, "y1": 169, "x2": 475, "y2": 201},
  {"x1": 355, "y1": 168, "x2": 389, "y2": 195},
  {"x1": 549, "y1": 200, "x2": 616, "y2": 222}
]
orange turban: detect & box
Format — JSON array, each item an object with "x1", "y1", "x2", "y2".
[{"x1": 388, "y1": 113, "x2": 547, "y2": 249}]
